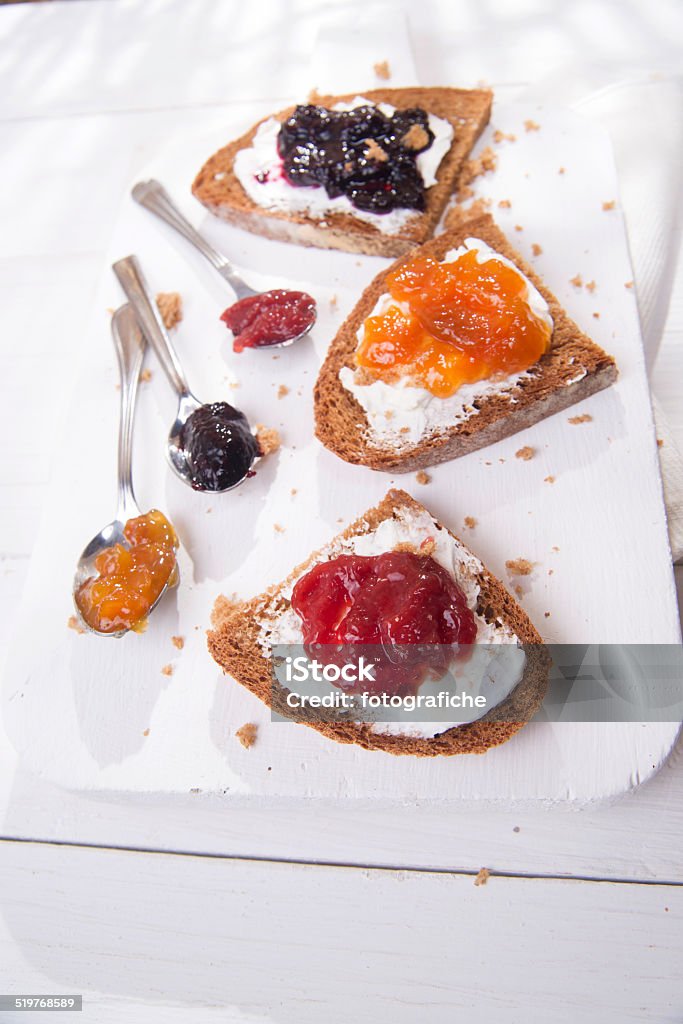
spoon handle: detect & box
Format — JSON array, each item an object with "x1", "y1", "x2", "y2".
[
  {"x1": 111, "y1": 305, "x2": 144, "y2": 522},
  {"x1": 113, "y1": 255, "x2": 192, "y2": 399},
  {"x1": 131, "y1": 179, "x2": 257, "y2": 300}
]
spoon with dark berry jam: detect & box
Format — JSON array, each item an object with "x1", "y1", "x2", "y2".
[
  {"x1": 131, "y1": 179, "x2": 316, "y2": 352},
  {"x1": 113, "y1": 255, "x2": 260, "y2": 492}
]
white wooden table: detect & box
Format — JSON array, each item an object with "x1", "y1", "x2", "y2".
[{"x1": 1, "y1": 1, "x2": 682, "y2": 1020}]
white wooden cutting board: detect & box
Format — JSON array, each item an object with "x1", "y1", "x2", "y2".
[{"x1": 2, "y1": 100, "x2": 680, "y2": 802}]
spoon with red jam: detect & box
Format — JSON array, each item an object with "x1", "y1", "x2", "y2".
[
  {"x1": 131, "y1": 179, "x2": 316, "y2": 352},
  {"x1": 113, "y1": 255, "x2": 260, "y2": 493},
  {"x1": 73, "y1": 306, "x2": 180, "y2": 637}
]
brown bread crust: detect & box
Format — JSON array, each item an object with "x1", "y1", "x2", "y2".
[
  {"x1": 207, "y1": 490, "x2": 550, "y2": 756},
  {"x1": 314, "y1": 214, "x2": 618, "y2": 471},
  {"x1": 191, "y1": 88, "x2": 492, "y2": 257}
]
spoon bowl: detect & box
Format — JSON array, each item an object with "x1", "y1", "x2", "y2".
[
  {"x1": 131, "y1": 179, "x2": 317, "y2": 349},
  {"x1": 73, "y1": 306, "x2": 179, "y2": 637}
]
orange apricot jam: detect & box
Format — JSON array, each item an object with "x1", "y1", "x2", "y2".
[
  {"x1": 355, "y1": 246, "x2": 552, "y2": 398},
  {"x1": 76, "y1": 510, "x2": 178, "y2": 635}
]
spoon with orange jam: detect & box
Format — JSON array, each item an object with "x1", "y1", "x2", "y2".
[{"x1": 72, "y1": 306, "x2": 179, "y2": 637}]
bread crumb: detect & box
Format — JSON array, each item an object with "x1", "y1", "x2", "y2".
[
  {"x1": 544, "y1": 612, "x2": 551, "y2": 618},
  {"x1": 493, "y1": 130, "x2": 516, "y2": 143},
  {"x1": 384, "y1": 410, "x2": 394, "y2": 421},
  {"x1": 399, "y1": 426, "x2": 411, "y2": 434},
  {"x1": 171, "y1": 635, "x2": 184, "y2": 650},
  {"x1": 460, "y1": 146, "x2": 497, "y2": 189},
  {"x1": 273, "y1": 523, "x2": 285, "y2": 533},
  {"x1": 558, "y1": 166, "x2": 566, "y2": 174},
  {"x1": 552, "y1": 546, "x2": 560, "y2": 552},
  {"x1": 139, "y1": 368, "x2": 152, "y2": 383},
  {"x1": 506, "y1": 558, "x2": 533, "y2": 576},
  {"x1": 602, "y1": 200, "x2": 616, "y2": 211},
  {"x1": 657, "y1": 438, "x2": 664, "y2": 448},
  {"x1": 143, "y1": 728, "x2": 150, "y2": 737},
  {"x1": 568, "y1": 414, "x2": 592, "y2": 425},
  {"x1": 514, "y1": 224, "x2": 523, "y2": 232},
  {"x1": 373, "y1": 59, "x2": 391, "y2": 80},
  {"x1": 498, "y1": 199, "x2": 512, "y2": 209},
  {"x1": 236, "y1": 723, "x2": 258, "y2": 748},
  {"x1": 415, "y1": 470, "x2": 431, "y2": 485},
  {"x1": 514, "y1": 584, "x2": 524, "y2": 598},
  {"x1": 161, "y1": 664, "x2": 173, "y2": 677},
  {"x1": 256, "y1": 425, "x2": 281, "y2": 456},
  {"x1": 401, "y1": 124, "x2": 430, "y2": 151},
  {"x1": 464, "y1": 516, "x2": 477, "y2": 529},
  {"x1": 625, "y1": 280, "x2": 634, "y2": 289},
  {"x1": 593, "y1": 312, "x2": 600, "y2": 319},
  {"x1": 524, "y1": 119, "x2": 540, "y2": 132},
  {"x1": 329, "y1": 294, "x2": 338, "y2": 309},
  {"x1": 515, "y1": 446, "x2": 535, "y2": 461},
  {"x1": 544, "y1": 475, "x2": 556, "y2": 484},
  {"x1": 531, "y1": 243, "x2": 543, "y2": 256},
  {"x1": 291, "y1": 487, "x2": 298, "y2": 495},
  {"x1": 570, "y1": 274, "x2": 583, "y2": 288},
  {"x1": 67, "y1": 615, "x2": 85, "y2": 635},
  {"x1": 474, "y1": 867, "x2": 490, "y2": 886},
  {"x1": 276, "y1": 384, "x2": 289, "y2": 400},
  {"x1": 364, "y1": 137, "x2": 389, "y2": 162},
  {"x1": 156, "y1": 292, "x2": 183, "y2": 330},
  {"x1": 586, "y1": 280, "x2": 596, "y2": 293}
]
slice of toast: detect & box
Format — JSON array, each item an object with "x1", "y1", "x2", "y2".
[
  {"x1": 207, "y1": 490, "x2": 549, "y2": 756},
  {"x1": 314, "y1": 214, "x2": 618, "y2": 472},
  {"x1": 191, "y1": 87, "x2": 492, "y2": 258}
]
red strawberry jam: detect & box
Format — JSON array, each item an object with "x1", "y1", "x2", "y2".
[
  {"x1": 290, "y1": 550, "x2": 476, "y2": 696},
  {"x1": 221, "y1": 289, "x2": 316, "y2": 352}
]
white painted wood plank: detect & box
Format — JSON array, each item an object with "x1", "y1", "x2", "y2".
[{"x1": 0, "y1": 839, "x2": 681, "y2": 1023}]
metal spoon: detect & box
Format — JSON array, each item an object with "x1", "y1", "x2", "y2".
[
  {"x1": 72, "y1": 305, "x2": 179, "y2": 637},
  {"x1": 131, "y1": 178, "x2": 316, "y2": 349},
  {"x1": 113, "y1": 254, "x2": 259, "y2": 492}
]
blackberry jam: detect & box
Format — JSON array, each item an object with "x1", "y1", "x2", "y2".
[
  {"x1": 179, "y1": 402, "x2": 259, "y2": 492},
  {"x1": 276, "y1": 104, "x2": 435, "y2": 214}
]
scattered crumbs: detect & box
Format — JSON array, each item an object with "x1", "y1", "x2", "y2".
[
  {"x1": 548, "y1": 569, "x2": 554, "y2": 576},
  {"x1": 524, "y1": 119, "x2": 540, "y2": 132},
  {"x1": 493, "y1": 130, "x2": 516, "y2": 143},
  {"x1": 474, "y1": 867, "x2": 490, "y2": 886},
  {"x1": 513, "y1": 826, "x2": 520, "y2": 833},
  {"x1": 625, "y1": 280, "x2": 634, "y2": 289},
  {"x1": 67, "y1": 615, "x2": 85, "y2": 635},
  {"x1": 256, "y1": 425, "x2": 281, "y2": 456},
  {"x1": 384, "y1": 409, "x2": 395, "y2": 421},
  {"x1": 570, "y1": 274, "x2": 583, "y2": 288},
  {"x1": 558, "y1": 166, "x2": 566, "y2": 175},
  {"x1": 364, "y1": 137, "x2": 389, "y2": 162},
  {"x1": 143, "y1": 728, "x2": 150, "y2": 737},
  {"x1": 329, "y1": 294, "x2": 338, "y2": 309},
  {"x1": 531, "y1": 243, "x2": 543, "y2": 257},
  {"x1": 236, "y1": 722, "x2": 258, "y2": 748},
  {"x1": 156, "y1": 292, "x2": 183, "y2": 330},
  {"x1": 498, "y1": 198, "x2": 512, "y2": 209},
  {"x1": 568, "y1": 413, "x2": 592, "y2": 425},
  {"x1": 657, "y1": 438, "x2": 664, "y2": 448},
  {"x1": 337, "y1": 517, "x2": 344, "y2": 524},
  {"x1": 106, "y1": 306, "x2": 115, "y2": 315},
  {"x1": 274, "y1": 523, "x2": 285, "y2": 533},
  {"x1": 586, "y1": 280, "x2": 596, "y2": 293},
  {"x1": 515, "y1": 446, "x2": 535, "y2": 461},
  {"x1": 552, "y1": 546, "x2": 560, "y2": 552},
  {"x1": 171, "y1": 635, "x2": 184, "y2": 650},
  {"x1": 355, "y1": 260, "x2": 362, "y2": 267},
  {"x1": 460, "y1": 146, "x2": 497, "y2": 189},
  {"x1": 506, "y1": 558, "x2": 533, "y2": 576},
  {"x1": 190, "y1": 787, "x2": 201, "y2": 794},
  {"x1": 544, "y1": 612, "x2": 551, "y2": 619},
  {"x1": 514, "y1": 224, "x2": 523, "y2": 232},
  {"x1": 544, "y1": 475, "x2": 556, "y2": 484},
  {"x1": 291, "y1": 487, "x2": 298, "y2": 495},
  {"x1": 499, "y1": 457, "x2": 505, "y2": 464},
  {"x1": 139, "y1": 368, "x2": 153, "y2": 383},
  {"x1": 373, "y1": 59, "x2": 391, "y2": 80},
  {"x1": 277, "y1": 384, "x2": 289, "y2": 399},
  {"x1": 602, "y1": 200, "x2": 616, "y2": 211},
  {"x1": 228, "y1": 380, "x2": 240, "y2": 389},
  {"x1": 415, "y1": 470, "x2": 431, "y2": 485},
  {"x1": 399, "y1": 425, "x2": 411, "y2": 434},
  {"x1": 593, "y1": 312, "x2": 601, "y2": 319},
  {"x1": 484, "y1": 460, "x2": 492, "y2": 466},
  {"x1": 514, "y1": 584, "x2": 524, "y2": 598},
  {"x1": 205, "y1": 507, "x2": 212, "y2": 514},
  {"x1": 161, "y1": 664, "x2": 173, "y2": 677},
  {"x1": 464, "y1": 516, "x2": 477, "y2": 530}
]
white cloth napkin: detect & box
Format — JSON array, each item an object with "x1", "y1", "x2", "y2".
[{"x1": 312, "y1": 14, "x2": 683, "y2": 563}]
